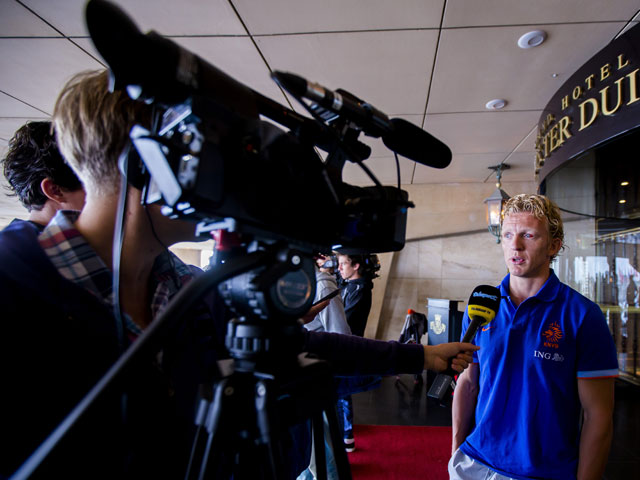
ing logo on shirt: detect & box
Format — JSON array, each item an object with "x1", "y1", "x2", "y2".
[{"x1": 541, "y1": 321, "x2": 563, "y2": 349}]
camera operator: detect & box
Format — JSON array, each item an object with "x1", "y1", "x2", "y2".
[
  {"x1": 299, "y1": 254, "x2": 350, "y2": 480},
  {"x1": 2, "y1": 120, "x2": 85, "y2": 231},
  {"x1": 303, "y1": 254, "x2": 350, "y2": 335},
  {"x1": 0, "y1": 69, "x2": 478, "y2": 479},
  {"x1": 335, "y1": 252, "x2": 379, "y2": 452},
  {"x1": 336, "y1": 253, "x2": 379, "y2": 337}
]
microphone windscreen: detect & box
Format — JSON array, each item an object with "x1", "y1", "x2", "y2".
[
  {"x1": 86, "y1": 0, "x2": 142, "y2": 71},
  {"x1": 382, "y1": 118, "x2": 452, "y2": 169},
  {"x1": 467, "y1": 285, "x2": 500, "y2": 326}
]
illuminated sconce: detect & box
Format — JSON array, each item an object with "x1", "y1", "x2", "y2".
[{"x1": 484, "y1": 164, "x2": 511, "y2": 243}]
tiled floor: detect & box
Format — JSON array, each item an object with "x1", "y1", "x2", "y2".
[{"x1": 352, "y1": 373, "x2": 640, "y2": 479}]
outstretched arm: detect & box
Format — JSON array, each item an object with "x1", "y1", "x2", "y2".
[{"x1": 303, "y1": 330, "x2": 478, "y2": 377}]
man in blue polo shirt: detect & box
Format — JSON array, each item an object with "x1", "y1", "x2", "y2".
[{"x1": 450, "y1": 194, "x2": 618, "y2": 480}]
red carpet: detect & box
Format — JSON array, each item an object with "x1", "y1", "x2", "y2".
[{"x1": 348, "y1": 424, "x2": 452, "y2": 480}]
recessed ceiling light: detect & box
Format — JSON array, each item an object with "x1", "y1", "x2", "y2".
[
  {"x1": 518, "y1": 30, "x2": 547, "y2": 49},
  {"x1": 486, "y1": 99, "x2": 507, "y2": 110},
  {"x1": 621, "y1": 181, "x2": 630, "y2": 186},
  {"x1": 619, "y1": 199, "x2": 627, "y2": 204}
]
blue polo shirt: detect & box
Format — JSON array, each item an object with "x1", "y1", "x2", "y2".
[{"x1": 459, "y1": 270, "x2": 618, "y2": 480}]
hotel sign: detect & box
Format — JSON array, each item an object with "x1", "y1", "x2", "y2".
[{"x1": 536, "y1": 23, "x2": 640, "y2": 182}]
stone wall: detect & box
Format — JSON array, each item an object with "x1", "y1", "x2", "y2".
[{"x1": 366, "y1": 180, "x2": 537, "y2": 341}]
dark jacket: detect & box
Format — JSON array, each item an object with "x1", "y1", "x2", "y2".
[{"x1": 342, "y1": 277, "x2": 374, "y2": 336}]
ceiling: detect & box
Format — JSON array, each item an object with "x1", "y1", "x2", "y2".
[{"x1": 1, "y1": 0, "x2": 639, "y2": 225}]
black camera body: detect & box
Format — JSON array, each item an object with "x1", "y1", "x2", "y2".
[
  {"x1": 141, "y1": 95, "x2": 410, "y2": 254},
  {"x1": 86, "y1": 0, "x2": 423, "y2": 256}
]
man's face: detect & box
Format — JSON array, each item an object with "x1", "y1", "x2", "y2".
[
  {"x1": 501, "y1": 212, "x2": 561, "y2": 280},
  {"x1": 338, "y1": 255, "x2": 359, "y2": 280}
]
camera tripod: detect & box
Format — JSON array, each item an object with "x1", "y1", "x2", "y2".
[
  {"x1": 184, "y1": 330, "x2": 352, "y2": 479},
  {"x1": 182, "y1": 243, "x2": 353, "y2": 480}
]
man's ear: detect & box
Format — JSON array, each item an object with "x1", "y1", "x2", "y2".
[
  {"x1": 548, "y1": 237, "x2": 563, "y2": 259},
  {"x1": 40, "y1": 178, "x2": 65, "y2": 204}
]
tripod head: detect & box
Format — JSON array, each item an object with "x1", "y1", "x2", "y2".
[{"x1": 217, "y1": 238, "x2": 316, "y2": 373}]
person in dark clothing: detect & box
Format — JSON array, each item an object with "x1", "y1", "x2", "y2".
[
  {"x1": 0, "y1": 70, "x2": 478, "y2": 479},
  {"x1": 1, "y1": 120, "x2": 85, "y2": 230},
  {"x1": 337, "y1": 253, "x2": 379, "y2": 337},
  {"x1": 335, "y1": 252, "x2": 380, "y2": 451}
]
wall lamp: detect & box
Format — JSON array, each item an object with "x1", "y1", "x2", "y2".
[{"x1": 484, "y1": 164, "x2": 511, "y2": 243}]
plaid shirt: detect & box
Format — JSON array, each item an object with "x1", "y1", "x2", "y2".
[{"x1": 38, "y1": 210, "x2": 195, "y2": 341}]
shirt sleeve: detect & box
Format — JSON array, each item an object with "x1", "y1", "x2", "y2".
[
  {"x1": 311, "y1": 277, "x2": 351, "y2": 335},
  {"x1": 302, "y1": 330, "x2": 424, "y2": 375},
  {"x1": 575, "y1": 302, "x2": 619, "y2": 379}
]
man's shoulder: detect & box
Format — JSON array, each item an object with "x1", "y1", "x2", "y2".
[
  {"x1": 0, "y1": 219, "x2": 40, "y2": 255},
  {"x1": 0, "y1": 220, "x2": 52, "y2": 278},
  {"x1": 557, "y1": 280, "x2": 600, "y2": 309}
]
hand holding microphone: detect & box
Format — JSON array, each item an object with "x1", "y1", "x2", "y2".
[
  {"x1": 423, "y1": 342, "x2": 479, "y2": 373},
  {"x1": 426, "y1": 285, "x2": 501, "y2": 403}
]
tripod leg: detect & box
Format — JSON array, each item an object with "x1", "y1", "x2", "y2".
[
  {"x1": 324, "y1": 403, "x2": 352, "y2": 480},
  {"x1": 196, "y1": 378, "x2": 235, "y2": 480},
  {"x1": 184, "y1": 396, "x2": 211, "y2": 480},
  {"x1": 255, "y1": 378, "x2": 286, "y2": 480},
  {"x1": 312, "y1": 412, "x2": 327, "y2": 480}
]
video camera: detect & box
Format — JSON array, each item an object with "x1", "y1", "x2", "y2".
[
  {"x1": 86, "y1": 0, "x2": 451, "y2": 256},
  {"x1": 9, "y1": 3, "x2": 453, "y2": 479}
]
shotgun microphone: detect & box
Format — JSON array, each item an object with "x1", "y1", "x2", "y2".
[
  {"x1": 272, "y1": 71, "x2": 452, "y2": 169},
  {"x1": 427, "y1": 285, "x2": 500, "y2": 403}
]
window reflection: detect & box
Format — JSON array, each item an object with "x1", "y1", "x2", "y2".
[{"x1": 544, "y1": 129, "x2": 640, "y2": 383}]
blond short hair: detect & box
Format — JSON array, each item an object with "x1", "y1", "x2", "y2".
[
  {"x1": 502, "y1": 193, "x2": 565, "y2": 260},
  {"x1": 53, "y1": 70, "x2": 150, "y2": 196}
]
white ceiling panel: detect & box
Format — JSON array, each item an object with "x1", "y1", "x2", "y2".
[
  {"x1": 0, "y1": 0, "x2": 60, "y2": 37},
  {"x1": 0, "y1": 92, "x2": 49, "y2": 119},
  {"x1": 22, "y1": 0, "x2": 246, "y2": 37},
  {"x1": 443, "y1": 0, "x2": 640, "y2": 27},
  {"x1": 235, "y1": 0, "x2": 445, "y2": 34},
  {"x1": 0, "y1": 37, "x2": 103, "y2": 114},
  {"x1": 172, "y1": 36, "x2": 287, "y2": 104},
  {"x1": 413, "y1": 152, "x2": 506, "y2": 184},
  {"x1": 256, "y1": 29, "x2": 439, "y2": 116},
  {"x1": 68, "y1": 37, "x2": 109, "y2": 66},
  {"x1": 342, "y1": 155, "x2": 415, "y2": 186},
  {"x1": 428, "y1": 22, "x2": 628, "y2": 113},
  {"x1": 512, "y1": 125, "x2": 538, "y2": 153},
  {"x1": 425, "y1": 110, "x2": 541, "y2": 154},
  {"x1": 500, "y1": 151, "x2": 537, "y2": 181}
]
